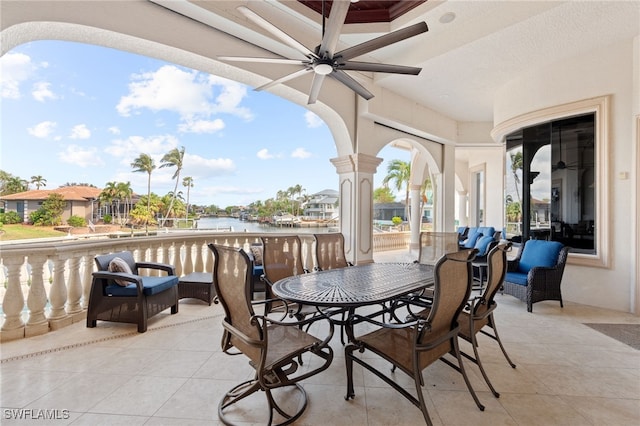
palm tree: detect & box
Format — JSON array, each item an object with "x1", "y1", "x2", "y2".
[
  {"x1": 510, "y1": 150, "x2": 523, "y2": 205},
  {"x1": 4, "y1": 176, "x2": 28, "y2": 194},
  {"x1": 382, "y1": 159, "x2": 411, "y2": 223},
  {"x1": 102, "y1": 181, "x2": 119, "y2": 221},
  {"x1": 116, "y1": 181, "x2": 133, "y2": 225},
  {"x1": 30, "y1": 175, "x2": 47, "y2": 190},
  {"x1": 182, "y1": 176, "x2": 194, "y2": 221},
  {"x1": 131, "y1": 153, "x2": 156, "y2": 233},
  {"x1": 159, "y1": 146, "x2": 185, "y2": 227}
]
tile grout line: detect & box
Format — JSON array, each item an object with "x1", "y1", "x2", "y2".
[{"x1": 1, "y1": 315, "x2": 220, "y2": 364}]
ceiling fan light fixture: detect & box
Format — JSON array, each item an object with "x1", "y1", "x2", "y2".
[{"x1": 313, "y1": 62, "x2": 334, "y2": 75}]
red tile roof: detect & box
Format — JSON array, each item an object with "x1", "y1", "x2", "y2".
[{"x1": 0, "y1": 186, "x2": 102, "y2": 201}]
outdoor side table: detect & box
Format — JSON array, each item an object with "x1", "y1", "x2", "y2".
[{"x1": 178, "y1": 272, "x2": 217, "y2": 305}]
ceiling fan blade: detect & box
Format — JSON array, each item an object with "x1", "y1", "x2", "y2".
[
  {"x1": 237, "y1": 6, "x2": 317, "y2": 59},
  {"x1": 218, "y1": 56, "x2": 308, "y2": 65},
  {"x1": 307, "y1": 73, "x2": 327, "y2": 105},
  {"x1": 330, "y1": 70, "x2": 374, "y2": 100},
  {"x1": 337, "y1": 22, "x2": 428, "y2": 61},
  {"x1": 254, "y1": 68, "x2": 311, "y2": 92},
  {"x1": 318, "y1": 0, "x2": 351, "y2": 57},
  {"x1": 339, "y1": 61, "x2": 422, "y2": 75}
]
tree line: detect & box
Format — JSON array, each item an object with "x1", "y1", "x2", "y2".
[{"x1": 1, "y1": 157, "x2": 423, "y2": 228}]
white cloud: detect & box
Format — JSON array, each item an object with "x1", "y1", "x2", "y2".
[
  {"x1": 58, "y1": 145, "x2": 105, "y2": 167},
  {"x1": 184, "y1": 153, "x2": 236, "y2": 177},
  {"x1": 208, "y1": 75, "x2": 253, "y2": 121},
  {"x1": 0, "y1": 52, "x2": 33, "y2": 99},
  {"x1": 257, "y1": 148, "x2": 275, "y2": 160},
  {"x1": 108, "y1": 126, "x2": 121, "y2": 135},
  {"x1": 291, "y1": 147, "x2": 312, "y2": 159},
  {"x1": 178, "y1": 118, "x2": 225, "y2": 134},
  {"x1": 304, "y1": 111, "x2": 324, "y2": 128},
  {"x1": 32, "y1": 81, "x2": 57, "y2": 102},
  {"x1": 116, "y1": 65, "x2": 253, "y2": 124},
  {"x1": 105, "y1": 134, "x2": 179, "y2": 165},
  {"x1": 70, "y1": 124, "x2": 91, "y2": 139},
  {"x1": 27, "y1": 121, "x2": 57, "y2": 138}
]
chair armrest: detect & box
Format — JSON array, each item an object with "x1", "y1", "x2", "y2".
[
  {"x1": 350, "y1": 313, "x2": 424, "y2": 330},
  {"x1": 528, "y1": 265, "x2": 564, "y2": 290},
  {"x1": 92, "y1": 271, "x2": 144, "y2": 292},
  {"x1": 506, "y1": 259, "x2": 519, "y2": 272},
  {"x1": 135, "y1": 262, "x2": 175, "y2": 275}
]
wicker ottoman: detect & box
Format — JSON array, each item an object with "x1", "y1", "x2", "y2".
[{"x1": 178, "y1": 272, "x2": 217, "y2": 305}]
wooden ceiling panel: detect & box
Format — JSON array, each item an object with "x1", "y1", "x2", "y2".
[{"x1": 297, "y1": 1, "x2": 427, "y2": 24}]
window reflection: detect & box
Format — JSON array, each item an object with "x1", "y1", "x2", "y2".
[{"x1": 505, "y1": 113, "x2": 595, "y2": 254}]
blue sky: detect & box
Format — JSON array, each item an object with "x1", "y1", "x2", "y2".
[{"x1": 1, "y1": 40, "x2": 408, "y2": 207}]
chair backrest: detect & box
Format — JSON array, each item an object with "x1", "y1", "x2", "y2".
[
  {"x1": 314, "y1": 233, "x2": 349, "y2": 270},
  {"x1": 474, "y1": 243, "x2": 511, "y2": 316},
  {"x1": 260, "y1": 235, "x2": 305, "y2": 283},
  {"x1": 94, "y1": 251, "x2": 138, "y2": 274},
  {"x1": 417, "y1": 232, "x2": 460, "y2": 265},
  {"x1": 422, "y1": 249, "x2": 476, "y2": 340},
  {"x1": 208, "y1": 244, "x2": 262, "y2": 362},
  {"x1": 517, "y1": 240, "x2": 564, "y2": 273}
]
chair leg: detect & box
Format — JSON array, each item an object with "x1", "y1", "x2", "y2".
[
  {"x1": 487, "y1": 314, "x2": 516, "y2": 368},
  {"x1": 344, "y1": 343, "x2": 357, "y2": 400},
  {"x1": 469, "y1": 329, "x2": 500, "y2": 398},
  {"x1": 453, "y1": 338, "x2": 485, "y2": 411},
  {"x1": 414, "y1": 369, "x2": 435, "y2": 426}
]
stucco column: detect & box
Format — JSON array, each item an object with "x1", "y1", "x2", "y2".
[
  {"x1": 457, "y1": 190, "x2": 468, "y2": 227},
  {"x1": 331, "y1": 153, "x2": 383, "y2": 265},
  {"x1": 410, "y1": 183, "x2": 422, "y2": 250}
]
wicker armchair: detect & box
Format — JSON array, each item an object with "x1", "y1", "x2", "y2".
[
  {"x1": 345, "y1": 249, "x2": 484, "y2": 425},
  {"x1": 87, "y1": 251, "x2": 179, "y2": 333},
  {"x1": 458, "y1": 243, "x2": 516, "y2": 397},
  {"x1": 502, "y1": 240, "x2": 571, "y2": 312},
  {"x1": 209, "y1": 244, "x2": 333, "y2": 425}
]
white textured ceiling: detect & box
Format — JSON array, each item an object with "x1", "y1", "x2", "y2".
[
  {"x1": 142, "y1": 1, "x2": 640, "y2": 123},
  {"x1": 156, "y1": 0, "x2": 640, "y2": 123}
]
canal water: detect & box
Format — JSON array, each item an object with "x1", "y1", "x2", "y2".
[{"x1": 196, "y1": 217, "x2": 335, "y2": 234}]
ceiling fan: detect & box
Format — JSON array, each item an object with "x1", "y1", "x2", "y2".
[
  {"x1": 552, "y1": 126, "x2": 579, "y2": 171},
  {"x1": 217, "y1": 0, "x2": 428, "y2": 104}
]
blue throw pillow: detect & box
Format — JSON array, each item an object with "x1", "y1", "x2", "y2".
[
  {"x1": 519, "y1": 240, "x2": 564, "y2": 273},
  {"x1": 474, "y1": 235, "x2": 494, "y2": 256}
]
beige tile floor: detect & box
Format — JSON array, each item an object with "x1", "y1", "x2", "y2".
[{"x1": 2, "y1": 250, "x2": 639, "y2": 425}]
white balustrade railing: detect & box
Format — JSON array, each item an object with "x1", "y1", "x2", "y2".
[{"x1": 0, "y1": 231, "x2": 410, "y2": 341}]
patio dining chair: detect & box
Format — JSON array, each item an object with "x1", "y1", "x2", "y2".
[
  {"x1": 416, "y1": 231, "x2": 460, "y2": 266},
  {"x1": 314, "y1": 232, "x2": 353, "y2": 344},
  {"x1": 260, "y1": 235, "x2": 318, "y2": 322},
  {"x1": 313, "y1": 232, "x2": 353, "y2": 270},
  {"x1": 345, "y1": 249, "x2": 484, "y2": 425},
  {"x1": 209, "y1": 244, "x2": 334, "y2": 425},
  {"x1": 458, "y1": 242, "x2": 516, "y2": 397}
]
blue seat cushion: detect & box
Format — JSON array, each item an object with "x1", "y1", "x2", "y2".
[
  {"x1": 474, "y1": 235, "x2": 495, "y2": 256},
  {"x1": 106, "y1": 275, "x2": 179, "y2": 297},
  {"x1": 518, "y1": 240, "x2": 564, "y2": 274},
  {"x1": 505, "y1": 272, "x2": 528, "y2": 286}
]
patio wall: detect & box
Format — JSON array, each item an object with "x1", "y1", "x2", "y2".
[{"x1": 0, "y1": 231, "x2": 411, "y2": 342}]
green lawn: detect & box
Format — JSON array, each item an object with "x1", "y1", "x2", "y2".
[{"x1": 0, "y1": 224, "x2": 67, "y2": 241}]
